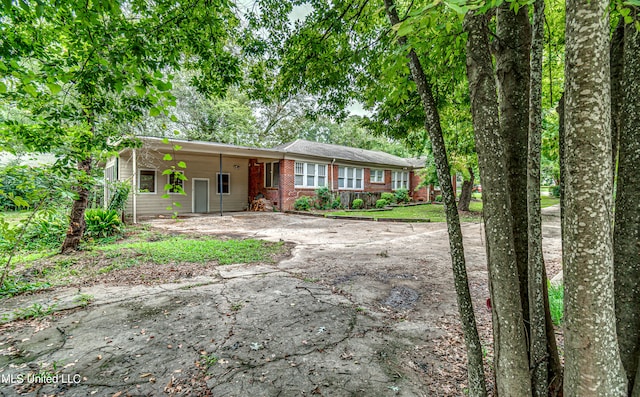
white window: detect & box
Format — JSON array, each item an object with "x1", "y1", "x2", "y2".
[
  {"x1": 167, "y1": 171, "x2": 185, "y2": 194},
  {"x1": 138, "y1": 169, "x2": 156, "y2": 193},
  {"x1": 338, "y1": 166, "x2": 364, "y2": 190},
  {"x1": 294, "y1": 162, "x2": 327, "y2": 188},
  {"x1": 265, "y1": 162, "x2": 280, "y2": 188},
  {"x1": 216, "y1": 173, "x2": 230, "y2": 195},
  {"x1": 392, "y1": 171, "x2": 409, "y2": 190},
  {"x1": 370, "y1": 169, "x2": 385, "y2": 183}
]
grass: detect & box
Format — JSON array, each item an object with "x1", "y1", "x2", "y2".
[
  {"x1": 548, "y1": 282, "x2": 564, "y2": 326},
  {"x1": 328, "y1": 196, "x2": 560, "y2": 222},
  {"x1": 97, "y1": 236, "x2": 284, "y2": 265}
]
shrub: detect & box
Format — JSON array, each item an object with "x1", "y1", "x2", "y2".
[
  {"x1": 550, "y1": 185, "x2": 561, "y2": 198},
  {"x1": 351, "y1": 198, "x2": 364, "y2": 209},
  {"x1": 331, "y1": 195, "x2": 342, "y2": 209},
  {"x1": 23, "y1": 211, "x2": 68, "y2": 250},
  {"x1": 394, "y1": 188, "x2": 410, "y2": 204},
  {"x1": 435, "y1": 195, "x2": 443, "y2": 202},
  {"x1": 375, "y1": 199, "x2": 388, "y2": 209},
  {"x1": 293, "y1": 196, "x2": 313, "y2": 211},
  {"x1": 85, "y1": 209, "x2": 123, "y2": 239},
  {"x1": 381, "y1": 192, "x2": 396, "y2": 204},
  {"x1": 107, "y1": 181, "x2": 131, "y2": 213},
  {"x1": 315, "y1": 187, "x2": 332, "y2": 210}
]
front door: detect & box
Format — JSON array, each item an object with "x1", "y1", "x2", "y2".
[{"x1": 193, "y1": 179, "x2": 209, "y2": 213}]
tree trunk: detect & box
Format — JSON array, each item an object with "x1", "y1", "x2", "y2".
[
  {"x1": 616, "y1": 6, "x2": 640, "y2": 394},
  {"x1": 610, "y1": 18, "x2": 624, "y2": 177},
  {"x1": 383, "y1": 2, "x2": 486, "y2": 396},
  {"x1": 527, "y1": 1, "x2": 549, "y2": 395},
  {"x1": 495, "y1": 3, "x2": 532, "y2": 337},
  {"x1": 563, "y1": 0, "x2": 627, "y2": 394},
  {"x1": 464, "y1": 10, "x2": 531, "y2": 396},
  {"x1": 60, "y1": 157, "x2": 92, "y2": 254},
  {"x1": 458, "y1": 167, "x2": 474, "y2": 212}
]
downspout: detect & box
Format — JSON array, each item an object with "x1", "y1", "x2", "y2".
[
  {"x1": 278, "y1": 154, "x2": 284, "y2": 212},
  {"x1": 219, "y1": 153, "x2": 223, "y2": 216},
  {"x1": 330, "y1": 159, "x2": 335, "y2": 192},
  {"x1": 132, "y1": 149, "x2": 137, "y2": 224}
]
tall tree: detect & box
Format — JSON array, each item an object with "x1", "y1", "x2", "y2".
[
  {"x1": 563, "y1": 0, "x2": 627, "y2": 393},
  {"x1": 615, "y1": 5, "x2": 640, "y2": 394},
  {"x1": 464, "y1": 9, "x2": 532, "y2": 395},
  {"x1": 0, "y1": 0, "x2": 240, "y2": 252}
]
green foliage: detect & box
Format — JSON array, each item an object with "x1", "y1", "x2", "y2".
[
  {"x1": 548, "y1": 282, "x2": 564, "y2": 326},
  {"x1": 315, "y1": 187, "x2": 332, "y2": 209},
  {"x1": 351, "y1": 198, "x2": 364, "y2": 209},
  {"x1": 98, "y1": 237, "x2": 283, "y2": 265},
  {"x1": 550, "y1": 185, "x2": 561, "y2": 199},
  {"x1": 23, "y1": 212, "x2": 68, "y2": 250},
  {"x1": 330, "y1": 202, "x2": 483, "y2": 223},
  {"x1": 435, "y1": 195, "x2": 443, "y2": 202},
  {"x1": 84, "y1": 209, "x2": 123, "y2": 239},
  {"x1": 107, "y1": 181, "x2": 131, "y2": 213},
  {"x1": 375, "y1": 199, "x2": 388, "y2": 209},
  {"x1": 74, "y1": 293, "x2": 94, "y2": 308},
  {"x1": 200, "y1": 353, "x2": 219, "y2": 368},
  {"x1": 394, "y1": 188, "x2": 410, "y2": 204},
  {"x1": 294, "y1": 196, "x2": 313, "y2": 211},
  {"x1": 331, "y1": 195, "x2": 342, "y2": 209},
  {"x1": 381, "y1": 192, "x2": 396, "y2": 204},
  {"x1": 11, "y1": 303, "x2": 56, "y2": 321},
  {"x1": 0, "y1": 277, "x2": 51, "y2": 299},
  {"x1": 0, "y1": 164, "x2": 66, "y2": 211}
]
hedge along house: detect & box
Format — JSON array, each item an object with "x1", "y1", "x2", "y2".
[{"x1": 105, "y1": 137, "x2": 427, "y2": 222}]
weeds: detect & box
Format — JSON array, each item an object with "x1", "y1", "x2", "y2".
[
  {"x1": 200, "y1": 353, "x2": 219, "y2": 368},
  {"x1": 74, "y1": 293, "x2": 94, "y2": 307},
  {"x1": 8, "y1": 302, "x2": 56, "y2": 321},
  {"x1": 548, "y1": 282, "x2": 564, "y2": 326}
]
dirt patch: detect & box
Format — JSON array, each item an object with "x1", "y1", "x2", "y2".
[{"x1": 0, "y1": 212, "x2": 562, "y2": 396}]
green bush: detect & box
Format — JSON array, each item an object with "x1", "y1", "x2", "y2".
[
  {"x1": 548, "y1": 282, "x2": 564, "y2": 325},
  {"x1": 85, "y1": 209, "x2": 123, "y2": 239},
  {"x1": 331, "y1": 195, "x2": 342, "y2": 209},
  {"x1": 381, "y1": 192, "x2": 395, "y2": 204},
  {"x1": 107, "y1": 181, "x2": 131, "y2": 213},
  {"x1": 351, "y1": 198, "x2": 364, "y2": 209},
  {"x1": 435, "y1": 195, "x2": 443, "y2": 202},
  {"x1": 550, "y1": 185, "x2": 561, "y2": 198},
  {"x1": 23, "y1": 212, "x2": 68, "y2": 250},
  {"x1": 375, "y1": 199, "x2": 388, "y2": 209},
  {"x1": 394, "y1": 188, "x2": 410, "y2": 204},
  {"x1": 315, "y1": 187, "x2": 332, "y2": 210},
  {"x1": 293, "y1": 196, "x2": 313, "y2": 211}
]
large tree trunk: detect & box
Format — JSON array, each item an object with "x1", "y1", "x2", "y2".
[
  {"x1": 610, "y1": 18, "x2": 625, "y2": 176},
  {"x1": 60, "y1": 157, "x2": 92, "y2": 254},
  {"x1": 495, "y1": 4, "x2": 532, "y2": 336},
  {"x1": 458, "y1": 167, "x2": 474, "y2": 212},
  {"x1": 616, "y1": 6, "x2": 640, "y2": 395},
  {"x1": 527, "y1": 1, "x2": 548, "y2": 395},
  {"x1": 563, "y1": 0, "x2": 627, "y2": 394},
  {"x1": 383, "y1": 2, "x2": 486, "y2": 396},
  {"x1": 464, "y1": 10, "x2": 531, "y2": 396}
]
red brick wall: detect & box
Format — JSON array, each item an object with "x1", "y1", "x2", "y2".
[
  {"x1": 365, "y1": 169, "x2": 392, "y2": 193},
  {"x1": 248, "y1": 159, "x2": 263, "y2": 201}
]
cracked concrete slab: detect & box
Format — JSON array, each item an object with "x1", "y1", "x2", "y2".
[{"x1": 0, "y1": 212, "x2": 562, "y2": 396}]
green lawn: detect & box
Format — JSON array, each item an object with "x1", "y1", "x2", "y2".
[{"x1": 329, "y1": 196, "x2": 560, "y2": 222}]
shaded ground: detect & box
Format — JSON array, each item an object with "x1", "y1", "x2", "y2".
[{"x1": 0, "y1": 210, "x2": 562, "y2": 396}]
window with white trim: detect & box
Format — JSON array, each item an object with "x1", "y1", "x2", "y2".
[
  {"x1": 391, "y1": 171, "x2": 409, "y2": 190},
  {"x1": 216, "y1": 173, "x2": 230, "y2": 195},
  {"x1": 167, "y1": 171, "x2": 185, "y2": 194},
  {"x1": 338, "y1": 166, "x2": 364, "y2": 190},
  {"x1": 370, "y1": 169, "x2": 385, "y2": 183},
  {"x1": 139, "y1": 169, "x2": 156, "y2": 193},
  {"x1": 265, "y1": 162, "x2": 280, "y2": 188},
  {"x1": 294, "y1": 162, "x2": 326, "y2": 188}
]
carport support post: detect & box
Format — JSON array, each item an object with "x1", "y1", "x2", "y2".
[{"x1": 219, "y1": 153, "x2": 223, "y2": 216}]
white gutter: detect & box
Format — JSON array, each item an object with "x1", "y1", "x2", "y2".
[{"x1": 132, "y1": 149, "x2": 137, "y2": 224}]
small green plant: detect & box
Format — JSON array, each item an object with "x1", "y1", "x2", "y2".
[
  {"x1": 548, "y1": 282, "x2": 564, "y2": 325},
  {"x1": 107, "y1": 181, "x2": 131, "y2": 213},
  {"x1": 381, "y1": 192, "x2": 396, "y2": 204},
  {"x1": 200, "y1": 353, "x2": 219, "y2": 368},
  {"x1": 394, "y1": 188, "x2": 410, "y2": 204},
  {"x1": 12, "y1": 302, "x2": 56, "y2": 320},
  {"x1": 74, "y1": 293, "x2": 94, "y2": 308},
  {"x1": 85, "y1": 209, "x2": 123, "y2": 239},
  {"x1": 351, "y1": 198, "x2": 364, "y2": 209},
  {"x1": 293, "y1": 196, "x2": 313, "y2": 211},
  {"x1": 550, "y1": 185, "x2": 561, "y2": 198},
  {"x1": 435, "y1": 195, "x2": 443, "y2": 202},
  {"x1": 231, "y1": 302, "x2": 244, "y2": 311},
  {"x1": 375, "y1": 199, "x2": 388, "y2": 209}
]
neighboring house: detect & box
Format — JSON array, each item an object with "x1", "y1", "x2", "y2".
[{"x1": 105, "y1": 137, "x2": 428, "y2": 221}]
